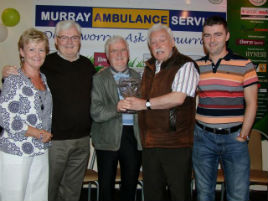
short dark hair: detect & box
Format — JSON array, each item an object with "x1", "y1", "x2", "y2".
[{"x1": 203, "y1": 16, "x2": 228, "y2": 33}]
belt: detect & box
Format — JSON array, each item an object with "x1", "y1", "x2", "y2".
[{"x1": 196, "y1": 121, "x2": 242, "y2": 135}]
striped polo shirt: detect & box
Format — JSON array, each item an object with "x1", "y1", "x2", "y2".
[{"x1": 196, "y1": 51, "x2": 258, "y2": 126}]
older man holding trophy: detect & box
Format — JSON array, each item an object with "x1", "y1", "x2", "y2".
[{"x1": 90, "y1": 35, "x2": 142, "y2": 201}]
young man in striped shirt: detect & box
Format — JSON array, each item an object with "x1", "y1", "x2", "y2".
[{"x1": 193, "y1": 16, "x2": 258, "y2": 201}]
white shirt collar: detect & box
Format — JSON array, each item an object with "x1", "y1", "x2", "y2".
[{"x1": 155, "y1": 60, "x2": 162, "y2": 74}]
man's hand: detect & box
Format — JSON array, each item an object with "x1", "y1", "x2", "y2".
[
  {"x1": 117, "y1": 99, "x2": 129, "y2": 113},
  {"x1": 125, "y1": 97, "x2": 147, "y2": 111},
  {"x1": 2, "y1": 65, "x2": 19, "y2": 78},
  {"x1": 236, "y1": 135, "x2": 247, "y2": 142}
]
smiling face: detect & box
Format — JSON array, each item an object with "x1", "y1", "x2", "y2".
[
  {"x1": 20, "y1": 40, "x2": 47, "y2": 70},
  {"x1": 55, "y1": 25, "x2": 81, "y2": 61},
  {"x1": 203, "y1": 24, "x2": 230, "y2": 59},
  {"x1": 149, "y1": 29, "x2": 175, "y2": 62},
  {"x1": 107, "y1": 39, "x2": 129, "y2": 72}
]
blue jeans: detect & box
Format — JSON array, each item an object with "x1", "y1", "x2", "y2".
[{"x1": 192, "y1": 124, "x2": 250, "y2": 201}]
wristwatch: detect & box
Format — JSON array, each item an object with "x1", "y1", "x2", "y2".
[{"x1": 146, "y1": 99, "x2": 151, "y2": 110}]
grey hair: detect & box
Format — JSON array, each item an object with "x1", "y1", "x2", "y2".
[
  {"x1": 54, "y1": 20, "x2": 81, "y2": 36},
  {"x1": 147, "y1": 24, "x2": 174, "y2": 45},
  {"x1": 104, "y1": 35, "x2": 129, "y2": 58}
]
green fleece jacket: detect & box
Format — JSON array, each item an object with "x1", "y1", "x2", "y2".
[{"x1": 90, "y1": 67, "x2": 142, "y2": 151}]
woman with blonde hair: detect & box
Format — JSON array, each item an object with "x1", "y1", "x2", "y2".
[{"x1": 0, "y1": 28, "x2": 53, "y2": 201}]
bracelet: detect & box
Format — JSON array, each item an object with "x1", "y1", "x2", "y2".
[{"x1": 239, "y1": 134, "x2": 249, "y2": 141}]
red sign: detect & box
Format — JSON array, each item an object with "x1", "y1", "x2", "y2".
[{"x1": 94, "y1": 52, "x2": 109, "y2": 67}]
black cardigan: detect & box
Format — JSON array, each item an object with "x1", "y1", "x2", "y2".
[{"x1": 41, "y1": 53, "x2": 96, "y2": 140}]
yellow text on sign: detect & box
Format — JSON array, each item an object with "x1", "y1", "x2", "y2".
[{"x1": 92, "y1": 8, "x2": 169, "y2": 29}]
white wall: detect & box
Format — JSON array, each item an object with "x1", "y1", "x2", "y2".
[{"x1": 0, "y1": 0, "x2": 35, "y2": 77}]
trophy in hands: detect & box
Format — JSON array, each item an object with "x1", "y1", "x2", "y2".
[{"x1": 118, "y1": 77, "x2": 141, "y2": 113}]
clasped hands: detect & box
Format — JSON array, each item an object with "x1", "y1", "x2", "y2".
[
  {"x1": 117, "y1": 97, "x2": 146, "y2": 112},
  {"x1": 27, "y1": 126, "x2": 53, "y2": 143},
  {"x1": 38, "y1": 130, "x2": 53, "y2": 143}
]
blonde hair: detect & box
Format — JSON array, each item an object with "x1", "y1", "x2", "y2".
[{"x1": 18, "y1": 28, "x2": 49, "y2": 64}]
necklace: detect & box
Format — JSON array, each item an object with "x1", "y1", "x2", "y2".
[{"x1": 38, "y1": 89, "x2": 47, "y2": 111}]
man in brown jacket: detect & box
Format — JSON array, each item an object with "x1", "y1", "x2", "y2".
[{"x1": 124, "y1": 24, "x2": 199, "y2": 201}]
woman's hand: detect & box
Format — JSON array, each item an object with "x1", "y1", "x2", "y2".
[
  {"x1": 26, "y1": 126, "x2": 53, "y2": 143},
  {"x1": 38, "y1": 130, "x2": 53, "y2": 143}
]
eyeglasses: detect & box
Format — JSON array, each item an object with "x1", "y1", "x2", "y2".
[{"x1": 57, "y1": 35, "x2": 80, "y2": 42}]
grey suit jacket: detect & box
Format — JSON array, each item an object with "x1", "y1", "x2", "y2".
[{"x1": 90, "y1": 67, "x2": 142, "y2": 151}]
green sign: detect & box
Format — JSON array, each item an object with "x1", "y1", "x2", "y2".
[{"x1": 228, "y1": 0, "x2": 268, "y2": 123}]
